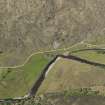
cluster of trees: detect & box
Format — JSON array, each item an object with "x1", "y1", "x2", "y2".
[
  {"x1": 64, "y1": 88, "x2": 99, "y2": 97},
  {"x1": 0, "y1": 97, "x2": 40, "y2": 105}
]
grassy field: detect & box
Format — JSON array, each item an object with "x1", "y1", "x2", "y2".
[
  {"x1": 71, "y1": 50, "x2": 105, "y2": 64},
  {"x1": 0, "y1": 46, "x2": 105, "y2": 98},
  {"x1": 0, "y1": 53, "x2": 51, "y2": 99},
  {"x1": 0, "y1": 44, "x2": 90, "y2": 99},
  {"x1": 38, "y1": 58, "x2": 105, "y2": 95}
]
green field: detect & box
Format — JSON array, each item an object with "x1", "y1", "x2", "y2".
[
  {"x1": 38, "y1": 57, "x2": 105, "y2": 96},
  {"x1": 0, "y1": 53, "x2": 51, "y2": 99},
  {"x1": 71, "y1": 49, "x2": 105, "y2": 64},
  {"x1": 0, "y1": 47, "x2": 105, "y2": 99},
  {"x1": 0, "y1": 44, "x2": 89, "y2": 99}
]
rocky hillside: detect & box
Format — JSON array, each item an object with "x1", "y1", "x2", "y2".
[{"x1": 0, "y1": 0, "x2": 105, "y2": 66}]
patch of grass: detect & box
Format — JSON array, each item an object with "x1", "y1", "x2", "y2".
[
  {"x1": 0, "y1": 53, "x2": 51, "y2": 99},
  {"x1": 71, "y1": 50, "x2": 105, "y2": 64},
  {"x1": 38, "y1": 58, "x2": 105, "y2": 95},
  {"x1": 64, "y1": 88, "x2": 99, "y2": 97}
]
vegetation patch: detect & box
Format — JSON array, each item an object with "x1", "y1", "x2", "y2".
[
  {"x1": 64, "y1": 88, "x2": 99, "y2": 97},
  {"x1": 71, "y1": 49, "x2": 105, "y2": 64},
  {"x1": 38, "y1": 58, "x2": 105, "y2": 95},
  {"x1": 0, "y1": 53, "x2": 51, "y2": 99}
]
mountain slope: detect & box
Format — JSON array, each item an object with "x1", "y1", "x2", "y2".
[{"x1": 0, "y1": 0, "x2": 105, "y2": 66}]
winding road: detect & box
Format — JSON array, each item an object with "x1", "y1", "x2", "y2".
[{"x1": 0, "y1": 40, "x2": 105, "y2": 69}]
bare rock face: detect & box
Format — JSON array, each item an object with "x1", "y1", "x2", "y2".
[{"x1": 0, "y1": 0, "x2": 105, "y2": 66}]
